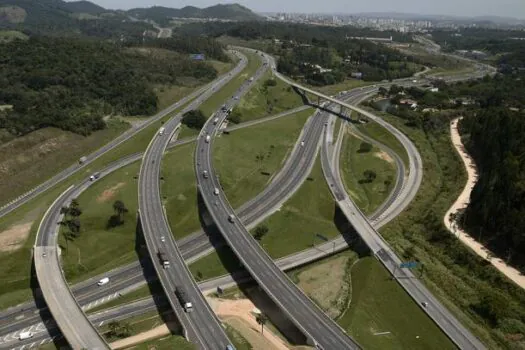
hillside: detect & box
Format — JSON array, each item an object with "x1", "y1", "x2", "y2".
[
  {"x1": 0, "y1": 0, "x2": 151, "y2": 38},
  {"x1": 61, "y1": 0, "x2": 106, "y2": 15},
  {"x1": 127, "y1": 3, "x2": 261, "y2": 25}
]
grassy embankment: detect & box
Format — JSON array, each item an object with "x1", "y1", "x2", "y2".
[
  {"x1": 340, "y1": 130, "x2": 397, "y2": 215},
  {"x1": 0, "y1": 57, "x2": 238, "y2": 308},
  {"x1": 364, "y1": 112, "x2": 525, "y2": 349}
]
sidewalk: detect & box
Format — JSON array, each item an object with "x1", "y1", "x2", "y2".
[{"x1": 444, "y1": 118, "x2": 525, "y2": 290}]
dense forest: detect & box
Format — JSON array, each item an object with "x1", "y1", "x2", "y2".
[
  {"x1": 276, "y1": 40, "x2": 423, "y2": 84},
  {"x1": 178, "y1": 21, "x2": 413, "y2": 43},
  {"x1": 431, "y1": 28, "x2": 525, "y2": 56},
  {"x1": 128, "y1": 36, "x2": 230, "y2": 61},
  {"x1": 459, "y1": 108, "x2": 525, "y2": 269},
  {"x1": 0, "y1": 36, "x2": 221, "y2": 136}
]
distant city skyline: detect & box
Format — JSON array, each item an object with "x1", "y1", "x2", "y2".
[{"x1": 82, "y1": 0, "x2": 525, "y2": 20}]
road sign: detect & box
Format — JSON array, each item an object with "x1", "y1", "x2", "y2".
[
  {"x1": 400, "y1": 261, "x2": 418, "y2": 269},
  {"x1": 315, "y1": 233, "x2": 329, "y2": 242}
]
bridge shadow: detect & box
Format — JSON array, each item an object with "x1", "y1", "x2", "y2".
[
  {"x1": 333, "y1": 204, "x2": 372, "y2": 258},
  {"x1": 30, "y1": 258, "x2": 63, "y2": 348},
  {"x1": 135, "y1": 214, "x2": 181, "y2": 335}
]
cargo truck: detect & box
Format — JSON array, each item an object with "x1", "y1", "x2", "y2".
[
  {"x1": 89, "y1": 172, "x2": 100, "y2": 181},
  {"x1": 158, "y1": 250, "x2": 170, "y2": 269},
  {"x1": 79, "y1": 156, "x2": 87, "y2": 164},
  {"x1": 175, "y1": 286, "x2": 193, "y2": 312}
]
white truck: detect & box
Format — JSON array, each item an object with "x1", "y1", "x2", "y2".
[
  {"x1": 159, "y1": 127, "x2": 165, "y2": 136},
  {"x1": 78, "y1": 156, "x2": 87, "y2": 164},
  {"x1": 158, "y1": 250, "x2": 170, "y2": 269},
  {"x1": 18, "y1": 331, "x2": 33, "y2": 340},
  {"x1": 175, "y1": 286, "x2": 193, "y2": 312},
  {"x1": 97, "y1": 277, "x2": 109, "y2": 286}
]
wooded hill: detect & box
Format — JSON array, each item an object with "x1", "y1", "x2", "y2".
[{"x1": 0, "y1": 36, "x2": 224, "y2": 136}]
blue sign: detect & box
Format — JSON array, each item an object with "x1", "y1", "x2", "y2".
[
  {"x1": 190, "y1": 54, "x2": 205, "y2": 61},
  {"x1": 400, "y1": 261, "x2": 418, "y2": 269},
  {"x1": 315, "y1": 233, "x2": 329, "y2": 242}
]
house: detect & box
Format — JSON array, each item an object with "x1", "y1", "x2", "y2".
[
  {"x1": 430, "y1": 87, "x2": 439, "y2": 92},
  {"x1": 351, "y1": 72, "x2": 363, "y2": 79},
  {"x1": 399, "y1": 99, "x2": 418, "y2": 109}
]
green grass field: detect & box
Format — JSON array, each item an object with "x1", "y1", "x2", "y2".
[
  {"x1": 0, "y1": 30, "x2": 28, "y2": 43},
  {"x1": 340, "y1": 131, "x2": 397, "y2": 214},
  {"x1": 338, "y1": 257, "x2": 455, "y2": 349},
  {"x1": 0, "y1": 54, "x2": 254, "y2": 309},
  {"x1": 59, "y1": 162, "x2": 140, "y2": 283},
  {"x1": 161, "y1": 143, "x2": 201, "y2": 239},
  {"x1": 129, "y1": 336, "x2": 196, "y2": 350},
  {"x1": 233, "y1": 70, "x2": 305, "y2": 123},
  {"x1": 356, "y1": 119, "x2": 409, "y2": 168},
  {"x1": 0, "y1": 120, "x2": 130, "y2": 206},
  {"x1": 214, "y1": 108, "x2": 313, "y2": 208},
  {"x1": 189, "y1": 154, "x2": 343, "y2": 280}
]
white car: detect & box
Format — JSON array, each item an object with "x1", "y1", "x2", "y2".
[
  {"x1": 300, "y1": 141, "x2": 305, "y2": 147},
  {"x1": 18, "y1": 331, "x2": 33, "y2": 340},
  {"x1": 160, "y1": 236, "x2": 165, "y2": 242},
  {"x1": 213, "y1": 188, "x2": 220, "y2": 195},
  {"x1": 97, "y1": 277, "x2": 109, "y2": 286}
]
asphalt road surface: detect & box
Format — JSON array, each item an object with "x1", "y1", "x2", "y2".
[
  {"x1": 137, "y1": 50, "x2": 251, "y2": 349},
  {"x1": 195, "y1": 78, "x2": 362, "y2": 349},
  {"x1": 0, "y1": 53, "x2": 244, "y2": 220},
  {"x1": 34, "y1": 186, "x2": 108, "y2": 349}
]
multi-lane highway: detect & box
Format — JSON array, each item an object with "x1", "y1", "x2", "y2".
[
  {"x1": 3, "y1": 77, "x2": 432, "y2": 347},
  {"x1": 0, "y1": 52, "x2": 244, "y2": 219},
  {"x1": 137, "y1": 50, "x2": 253, "y2": 348},
  {"x1": 196, "y1": 87, "x2": 362, "y2": 349},
  {"x1": 1, "y1": 47, "x2": 492, "y2": 350},
  {"x1": 34, "y1": 186, "x2": 109, "y2": 349}
]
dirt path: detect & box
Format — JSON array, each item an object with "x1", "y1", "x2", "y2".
[
  {"x1": 0, "y1": 222, "x2": 32, "y2": 252},
  {"x1": 207, "y1": 297, "x2": 291, "y2": 350},
  {"x1": 445, "y1": 118, "x2": 525, "y2": 290},
  {"x1": 109, "y1": 324, "x2": 172, "y2": 349}
]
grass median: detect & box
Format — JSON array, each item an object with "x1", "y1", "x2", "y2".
[
  {"x1": 213, "y1": 108, "x2": 313, "y2": 208},
  {"x1": 340, "y1": 130, "x2": 397, "y2": 215},
  {"x1": 232, "y1": 70, "x2": 305, "y2": 123}
]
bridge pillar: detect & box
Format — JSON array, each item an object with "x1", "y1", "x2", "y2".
[{"x1": 339, "y1": 104, "x2": 344, "y2": 115}]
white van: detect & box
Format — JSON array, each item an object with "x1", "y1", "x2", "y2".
[
  {"x1": 18, "y1": 331, "x2": 33, "y2": 340},
  {"x1": 97, "y1": 277, "x2": 109, "y2": 286},
  {"x1": 205, "y1": 135, "x2": 211, "y2": 143}
]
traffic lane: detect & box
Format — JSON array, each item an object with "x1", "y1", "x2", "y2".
[
  {"x1": 198, "y1": 136, "x2": 358, "y2": 348},
  {"x1": 0, "y1": 56, "x2": 247, "y2": 219}
]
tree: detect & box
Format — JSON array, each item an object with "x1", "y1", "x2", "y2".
[
  {"x1": 378, "y1": 86, "x2": 388, "y2": 96},
  {"x1": 256, "y1": 313, "x2": 268, "y2": 334},
  {"x1": 182, "y1": 109, "x2": 207, "y2": 129},
  {"x1": 107, "y1": 320, "x2": 132, "y2": 339},
  {"x1": 254, "y1": 225, "x2": 269, "y2": 240},
  {"x1": 113, "y1": 200, "x2": 129, "y2": 223},
  {"x1": 363, "y1": 170, "x2": 377, "y2": 183},
  {"x1": 384, "y1": 175, "x2": 393, "y2": 192},
  {"x1": 358, "y1": 142, "x2": 373, "y2": 153}
]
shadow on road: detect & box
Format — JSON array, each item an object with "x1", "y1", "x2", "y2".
[{"x1": 135, "y1": 214, "x2": 181, "y2": 335}]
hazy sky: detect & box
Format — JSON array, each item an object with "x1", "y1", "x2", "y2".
[{"x1": 85, "y1": 0, "x2": 525, "y2": 19}]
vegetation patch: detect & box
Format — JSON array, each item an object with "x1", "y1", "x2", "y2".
[
  {"x1": 292, "y1": 254, "x2": 352, "y2": 319},
  {"x1": 214, "y1": 108, "x2": 313, "y2": 208},
  {"x1": 340, "y1": 130, "x2": 397, "y2": 214},
  {"x1": 338, "y1": 257, "x2": 455, "y2": 349}
]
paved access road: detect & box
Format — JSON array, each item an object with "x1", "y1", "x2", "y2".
[
  {"x1": 34, "y1": 186, "x2": 109, "y2": 349},
  {"x1": 138, "y1": 50, "x2": 252, "y2": 349}
]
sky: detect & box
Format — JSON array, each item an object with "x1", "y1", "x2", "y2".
[{"x1": 84, "y1": 0, "x2": 525, "y2": 19}]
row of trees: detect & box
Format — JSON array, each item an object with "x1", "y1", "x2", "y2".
[
  {"x1": 179, "y1": 21, "x2": 413, "y2": 43},
  {"x1": 459, "y1": 108, "x2": 525, "y2": 270},
  {"x1": 276, "y1": 39, "x2": 423, "y2": 84},
  {"x1": 0, "y1": 36, "x2": 219, "y2": 136}
]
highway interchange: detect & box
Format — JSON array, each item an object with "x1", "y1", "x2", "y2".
[{"x1": 0, "y1": 46, "x2": 495, "y2": 349}]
